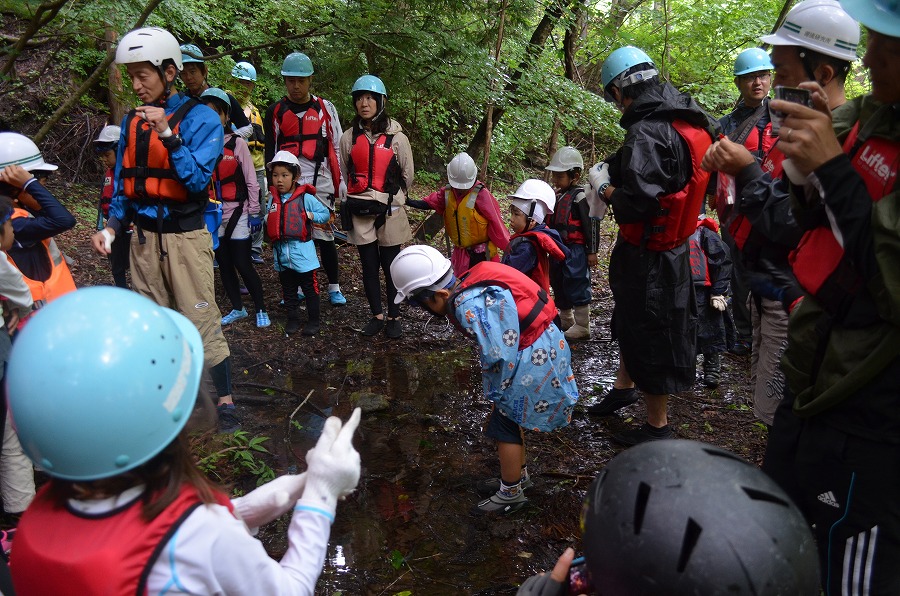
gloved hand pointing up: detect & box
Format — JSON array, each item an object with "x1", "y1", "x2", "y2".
[{"x1": 297, "y1": 408, "x2": 362, "y2": 520}]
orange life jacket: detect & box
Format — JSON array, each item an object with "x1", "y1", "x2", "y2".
[
  {"x1": 11, "y1": 483, "x2": 232, "y2": 596},
  {"x1": 266, "y1": 184, "x2": 316, "y2": 242},
  {"x1": 120, "y1": 98, "x2": 199, "y2": 203},
  {"x1": 210, "y1": 136, "x2": 247, "y2": 203},
  {"x1": 449, "y1": 261, "x2": 558, "y2": 349},
  {"x1": 550, "y1": 186, "x2": 586, "y2": 244},
  {"x1": 7, "y1": 208, "x2": 76, "y2": 314},
  {"x1": 346, "y1": 130, "x2": 404, "y2": 196},
  {"x1": 789, "y1": 122, "x2": 900, "y2": 315},
  {"x1": 444, "y1": 184, "x2": 495, "y2": 256},
  {"x1": 619, "y1": 120, "x2": 712, "y2": 251},
  {"x1": 272, "y1": 97, "x2": 342, "y2": 191}
]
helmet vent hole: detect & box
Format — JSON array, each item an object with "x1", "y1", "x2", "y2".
[
  {"x1": 702, "y1": 447, "x2": 745, "y2": 463},
  {"x1": 150, "y1": 359, "x2": 156, "y2": 365},
  {"x1": 158, "y1": 384, "x2": 163, "y2": 390},
  {"x1": 633, "y1": 481, "x2": 651, "y2": 533},
  {"x1": 676, "y1": 518, "x2": 702, "y2": 573},
  {"x1": 742, "y1": 487, "x2": 790, "y2": 507}
]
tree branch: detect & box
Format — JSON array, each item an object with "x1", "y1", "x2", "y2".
[{"x1": 1, "y1": 0, "x2": 69, "y2": 77}]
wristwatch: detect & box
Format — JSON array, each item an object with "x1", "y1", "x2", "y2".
[
  {"x1": 161, "y1": 133, "x2": 183, "y2": 151},
  {"x1": 598, "y1": 183, "x2": 610, "y2": 202}
]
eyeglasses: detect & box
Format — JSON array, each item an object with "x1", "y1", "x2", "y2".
[{"x1": 739, "y1": 72, "x2": 771, "y2": 83}]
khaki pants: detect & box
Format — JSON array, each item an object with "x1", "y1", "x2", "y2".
[
  {"x1": 2, "y1": 413, "x2": 34, "y2": 514},
  {"x1": 130, "y1": 228, "x2": 230, "y2": 368},
  {"x1": 750, "y1": 296, "x2": 789, "y2": 425}
]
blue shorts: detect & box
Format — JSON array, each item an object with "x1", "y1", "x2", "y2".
[{"x1": 485, "y1": 406, "x2": 524, "y2": 445}]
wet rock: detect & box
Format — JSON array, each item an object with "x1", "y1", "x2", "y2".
[{"x1": 349, "y1": 391, "x2": 390, "y2": 413}]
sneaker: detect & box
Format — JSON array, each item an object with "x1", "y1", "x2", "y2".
[
  {"x1": 361, "y1": 317, "x2": 385, "y2": 336},
  {"x1": 285, "y1": 319, "x2": 301, "y2": 336},
  {"x1": 217, "y1": 404, "x2": 241, "y2": 433},
  {"x1": 297, "y1": 288, "x2": 305, "y2": 301},
  {"x1": 475, "y1": 490, "x2": 528, "y2": 514},
  {"x1": 1, "y1": 528, "x2": 14, "y2": 556},
  {"x1": 221, "y1": 308, "x2": 248, "y2": 325},
  {"x1": 302, "y1": 321, "x2": 320, "y2": 336},
  {"x1": 256, "y1": 311, "x2": 271, "y2": 328},
  {"x1": 329, "y1": 290, "x2": 347, "y2": 305},
  {"x1": 729, "y1": 339, "x2": 751, "y2": 356},
  {"x1": 610, "y1": 423, "x2": 674, "y2": 446},
  {"x1": 703, "y1": 354, "x2": 721, "y2": 388},
  {"x1": 385, "y1": 318, "x2": 402, "y2": 339},
  {"x1": 240, "y1": 286, "x2": 249, "y2": 295},
  {"x1": 251, "y1": 254, "x2": 264, "y2": 264},
  {"x1": 476, "y1": 474, "x2": 534, "y2": 496},
  {"x1": 587, "y1": 387, "x2": 640, "y2": 416}
]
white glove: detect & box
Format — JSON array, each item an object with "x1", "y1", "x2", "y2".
[
  {"x1": 338, "y1": 180, "x2": 347, "y2": 201},
  {"x1": 232, "y1": 473, "x2": 307, "y2": 532},
  {"x1": 588, "y1": 162, "x2": 610, "y2": 191},
  {"x1": 781, "y1": 159, "x2": 808, "y2": 187},
  {"x1": 297, "y1": 408, "x2": 362, "y2": 518},
  {"x1": 710, "y1": 295, "x2": 727, "y2": 312},
  {"x1": 235, "y1": 123, "x2": 254, "y2": 139},
  {"x1": 586, "y1": 162, "x2": 611, "y2": 219},
  {"x1": 100, "y1": 228, "x2": 114, "y2": 251}
]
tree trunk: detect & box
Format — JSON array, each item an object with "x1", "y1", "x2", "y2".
[
  {"x1": 466, "y1": 0, "x2": 568, "y2": 159},
  {"x1": 764, "y1": 0, "x2": 797, "y2": 44},
  {"x1": 105, "y1": 27, "x2": 125, "y2": 126},
  {"x1": 481, "y1": 0, "x2": 507, "y2": 179}
]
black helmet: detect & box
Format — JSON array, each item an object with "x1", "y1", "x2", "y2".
[{"x1": 581, "y1": 440, "x2": 819, "y2": 595}]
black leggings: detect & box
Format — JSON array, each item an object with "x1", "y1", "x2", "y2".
[
  {"x1": 315, "y1": 237, "x2": 339, "y2": 285},
  {"x1": 356, "y1": 241, "x2": 401, "y2": 318},
  {"x1": 215, "y1": 238, "x2": 265, "y2": 312}
]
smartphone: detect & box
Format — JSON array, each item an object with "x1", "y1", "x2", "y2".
[
  {"x1": 568, "y1": 556, "x2": 595, "y2": 595},
  {"x1": 770, "y1": 86, "x2": 812, "y2": 136}
]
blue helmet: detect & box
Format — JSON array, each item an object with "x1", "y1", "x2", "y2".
[
  {"x1": 351, "y1": 74, "x2": 387, "y2": 98},
  {"x1": 734, "y1": 48, "x2": 775, "y2": 76},
  {"x1": 6, "y1": 287, "x2": 204, "y2": 481},
  {"x1": 200, "y1": 87, "x2": 231, "y2": 112},
  {"x1": 840, "y1": 0, "x2": 900, "y2": 37},
  {"x1": 179, "y1": 43, "x2": 205, "y2": 65},
  {"x1": 232, "y1": 61, "x2": 257, "y2": 82},
  {"x1": 600, "y1": 46, "x2": 658, "y2": 101},
  {"x1": 281, "y1": 52, "x2": 314, "y2": 77}
]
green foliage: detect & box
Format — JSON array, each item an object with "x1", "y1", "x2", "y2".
[{"x1": 194, "y1": 430, "x2": 276, "y2": 487}]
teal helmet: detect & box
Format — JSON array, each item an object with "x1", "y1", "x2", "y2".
[
  {"x1": 281, "y1": 52, "x2": 314, "y2": 77},
  {"x1": 179, "y1": 43, "x2": 205, "y2": 65},
  {"x1": 232, "y1": 61, "x2": 257, "y2": 82},
  {"x1": 600, "y1": 46, "x2": 658, "y2": 101},
  {"x1": 351, "y1": 74, "x2": 387, "y2": 98},
  {"x1": 200, "y1": 87, "x2": 231, "y2": 112},
  {"x1": 6, "y1": 287, "x2": 204, "y2": 481},
  {"x1": 840, "y1": 0, "x2": 900, "y2": 37},
  {"x1": 734, "y1": 48, "x2": 774, "y2": 76}
]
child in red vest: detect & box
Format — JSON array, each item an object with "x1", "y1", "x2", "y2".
[
  {"x1": 501, "y1": 179, "x2": 569, "y2": 293},
  {"x1": 93, "y1": 125, "x2": 131, "y2": 288},
  {"x1": 407, "y1": 152, "x2": 509, "y2": 276},
  {"x1": 267, "y1": 151, "x2": 332, "y2": 336}
]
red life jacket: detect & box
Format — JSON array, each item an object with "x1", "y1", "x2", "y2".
[
  {"x1": 11, "y1": 483, "x2": 232, "y2": 596},
  {"x1": 272, "y1": 97, "x2": 342, "y2": 191},
  {"x1": 727, "y1": 142, "x2": 788, "y2": 253},
  {"x1": 688, "y1": 217, "x2": 719, "y2": 286},
  {"x1": 619, "y1": 120, "x2": 712, "y2": 251},
  {"x1": 100, "y1": 167, "x2": 114, "y2": 217},
  {"x1": 789, "y1": 122, "x2": 900, "y2": 314},
  {"x1": 508, "y1": 228, "x2": 567, "y2": 293},
  {"x1": 121, "y1": 98, "x2": 199, "y2": 203},
  {"x1": 209, "y1": 136, "x2": 248, "y2": 203},
  {"x1": 266, "y1": 184, "x2": 316, "y2": 242},
  {"x1": 449, "y1": 261, "x2": 557, "y2": 349},
  {"x1": 550, "y1": 186, "x2": 585, "y2": 244},
  {"x1": 346, "y1": 129, "x2": 404, "y2": 196}
]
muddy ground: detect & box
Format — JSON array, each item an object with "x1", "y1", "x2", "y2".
[{"x1": 54, "y1": 180, "x2": 763, "y2": 595}]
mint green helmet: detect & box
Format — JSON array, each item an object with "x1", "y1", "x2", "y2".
[
  {"x1": 281, "y1": 52, "x2": 314, "y2": 77},
  {"x1": 734, "y1": 48, "x2": 774, "y2": 76},
  {"x1": 179, "y1": 43, "x2": 204, "y2": 65}
]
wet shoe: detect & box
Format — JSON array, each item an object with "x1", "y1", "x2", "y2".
[
  {"x1": 385, "y1": 318, "x2": 402, "y2": 339},
  {"x1": 217, "y1": 404, "x2": 241, "y2": 433},
  {"x1": 587, "y1": 387, "x2": 640, "y2": 416},
  {"x1": 329, "y1": 290, "x2": 347, "y2": 305},
  {"x1": 476, "y1": 474, "x2": 533, "y2": 496},
  {"x1": 251, "y1": 254, "x2": 264, "y2": 264},
  {"x1": 729, "y1": 339, "x2": 751, "y2": 356},
  {"x1": 285, "y1": 319, "x2": 301, "y2": 336},
  {"x1": 256, "y1": 311, "x2": 271, "y2": 328},
  {"x1": 703, "y1": 354, "x2": 721, "y2": 388},
  {"x1": 610, "y1": 423, "x2": 674, "y2": 446},
  {"x1": 302, "y1": 321, "x2": 320, "y2": 336},
  {"x1": 475, "y1": 490, "x2": 528, "y2": 514},
  {"x1": 221, "y1": 308, "x2": 248, "y2": 325},
  {"x1": 361, "y1": 317, "x2": 385, "y2": 336}
]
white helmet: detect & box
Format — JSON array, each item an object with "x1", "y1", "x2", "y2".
[
  {"x1": 390, "y1": 245, "x2": 453, "y2": 304},
  {"x1": 266, "y1": 150, "x2": 301, "y2": 171},
  {"x1": 447, "y1": 152, "x2": 477, "y2": 190},
  {"x1": 115, "y1": 27, "x2": 184, "y2": 71},
  {"x1": 0, "y1": 132, "x2": 58, "y2": 172},
  {"x1": 94, "y1": 125, "x2": 121, "y2": 144},
  {"x1": 545, "y1": 146, "x2": 584, "y2": 172},
  {"x1": 760, "y1": 0, "x2": 860, "y2": 61},
  {"x1": 509, "y1": 179, "x2": 556, "y2": 224}
]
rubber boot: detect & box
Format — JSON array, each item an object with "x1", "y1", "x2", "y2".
[
  {"x1": 703, "y1": 353, "x2": 721, "y2": 388},
  {"x1": 564, "y1": 304, "x2": 591, "y2": 341},
  {"x1": 559, "y1": 309, "x2": 575, "y2": 331},
  {"x1": 285, "y1": 309, "x2": 301, "y2": 336}
]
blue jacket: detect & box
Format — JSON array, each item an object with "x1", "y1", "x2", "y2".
[
  {"x1": 108, "y1": 93, "x2": 224, "y2": 231},
  {"x1": 272, "y1": 188, "x2": 331, "y2": 274}
]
